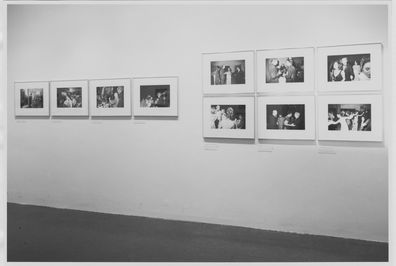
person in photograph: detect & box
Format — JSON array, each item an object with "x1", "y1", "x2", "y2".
[
  {"x1": 235, "y1": 114, "x2": 245, "y2": 129},
  {"x1": 233, "y1": 66, "x2": 245, "y2": 84},
  {"x1": 59, "y1": 90, "x2": 73, "y2": 107},
  {"x1": 357, "y1": 58, "x2": 371, "y2": 81},
  {"x1": 267, "y1": 59, "x2": 280, "y2": 83},
  {"x1": 210, "y1": 106, "x2": 217, "y2": 129},
  {"x1": 283, "y1": 112, "x2": 295, "y2": 129},
  {"x1": 352, "y1": 61, "x2": 361, "y2": 80},
  {"x1": 329, "y1": 61, "x2": 344, "y2": 81},
  {"x1": 267, "y1": 109, "x2": 278, "y2": 129},
  {"x1": 341, "y1": 57, "x2": 355, "y2": 81},
  {"x1": 220, "y1": 65, "x2": 226, "y2": 85},
  {"x1": 108, "y1": 87, "x2": 122, "y2": 107},
  {"x1": 277, "y1": 114, "x2": 286, "y2": 129},
  {"x1": 140, "y1": 95, "x2": 153, "y2": 107},
  {"x1": 219, "y1": 107, "x2": 235, "y2": 129},
  {"x1": 293, "y1": 112, "x2": 304, "y2": 130},
  {"x1": 328, "y1": 112, "x2": 340, "y2": 130},
  {"x1": 285, "y1": 58, "x2": 296, "y2": 82},
  {"x1": 154, "y1": 91, "x2": 169, "y2": 107},
  {"x1": 224, "y1": 66, "x2": 232, "y2": 85},
  {"x1": 360, "y1": 110, "x2": 371, "y2": 131},
  {"x1": 212, "y1": 66, "x2": 221, "y2": 85}
]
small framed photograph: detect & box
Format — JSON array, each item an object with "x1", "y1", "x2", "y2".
[
  {"x1": 257, "y1": 48, "x2": 314, "y2": 92},
  {"x1": 15, "y1": 81, "x2": 50, "y2": 116},
  {"x1": 89, "y1": 79, "x2": 131, "y2": 116},
  {"x1": 317, "y1": 43, "x2": 382, "y2": 92},
  {"x1": 202, "y1": 51, "x2": 254, "y2": 94},
  {"x1": 203, "y1": 97, "x2": 254, "y2": 139},
  {"x1": 258, "y1": 96, "x2": 315, "y2": 140},
  {"x1": 50, "y1": 80, "x2": 89, "y2": 116},
  {"x1": 318, "y1": 95, "x2": 383, "y2": 141},
  {"x1": 133, "y1": 77, "x2": 178, "y2": 117}
]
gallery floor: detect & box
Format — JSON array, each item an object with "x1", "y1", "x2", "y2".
[{"x1": 7, "y1": 203, "x2": 388, "y2": 262}]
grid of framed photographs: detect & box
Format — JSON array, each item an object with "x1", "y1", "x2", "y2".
[
  {"x1": 14, "y1": 77, "x2": 179, "y2": 118},
  {"x1": 203, "y1": 43, "x2": 383, "y2": 142}
]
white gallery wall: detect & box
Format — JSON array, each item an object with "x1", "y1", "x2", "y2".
[{"x1": 7, "y1": 4, "x2": 389, "y2": 242}]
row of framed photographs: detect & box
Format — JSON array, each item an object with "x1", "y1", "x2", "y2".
[
  {"x1": 203, "y1": 43, "x2": 382, "y2": 94},
  {"x1": 14, "y1": 77, "x2": 178, "y2": 117},
  {"x1": 203, "y1": 95, "x2": 383, "y2": 142}
]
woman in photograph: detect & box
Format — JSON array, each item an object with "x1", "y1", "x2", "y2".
[
  {"x1": 140, "y1": 95, "x2": 153, "y2": 108},
  {"x1": 283, "y1": 112, "x2": 295, "y2": 129},
  {"x1": 225, "y1": 66, "x2": 232, "y2": 85},
  {"x1": 108, "y1": 87, "x2": 120, "y2": 107},
  {"x1": 219, "y1": 107, "x2": 236, "y2": 129},
  {"x1": 352, "y1": 61, "x2": 361, "y2": 80},
  {"x1": 60, "y1": 90, "x2": 73, "y2": 108},
  {"x1": 329, "y1": 61, "x2": 344, "y2": 82},
  {"x1": 357, "y1": 58, "x2": 371, "y2": 81}
]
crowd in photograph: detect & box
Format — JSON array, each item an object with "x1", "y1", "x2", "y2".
[
  {"x1": 96, "y1": 86, "x2": 124, "y2": 108},
  {"x1": 20, "y1": 89, "x2": 43, "y2": 108},
  {"x1": 211, "y1": 61, "x2": 245, "y2": 85},
  {"x1": 328, "y1": 54, "x2": 371, "y2": 82},
  {"x1": 266, "y1": 57, "x2": 304, "y2": 83},
  {"x1": 210, "y1": 105, "x2": 246, "y2": 129},
  {"x1": 140, "y1": 89, "x2": 170, "y2": 108},
  {"x1": 267, "y1": 106, "x2": 305, "y2": 130},
  {"x1": 328, "y1": 105, "x2": 371, "y2": 131},
  {"x1": 57, "y1": 87, "x2": 82, "y2": 108}
]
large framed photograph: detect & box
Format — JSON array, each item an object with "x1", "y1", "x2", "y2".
[
  {"x1": 317, "y1": 43, "x2": 382, "y2": 92},
  {"x1": 203, "y1": 97, "x2": 254, "y2": 139},
  {"x1": 15, "y1": 81, "x2": 50, "y2": 116},
  {"x1": 256, "y1": 48, "x2": 314, "y2": 92},
  {"x1": 202, "y1": 51, "x2": 254, "y2": 94},
  {"x1": 50, "y1": 80, "x2": 89, "y2": 116},
  {"x1": 258, "y1": 96, "x2": 315, "y2": 140},
  {"x1": 318, "y1": 95, "x2": 383, "y2": 141},
  {"x1": 89, "y1": 79, "x2": 131, "y2": 116},
  {"x1": 133, "y1": 77, "x2": 178, "y2": 117}
]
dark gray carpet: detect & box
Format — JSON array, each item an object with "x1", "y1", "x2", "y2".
[{"x1": 7, "y1": 202, "x2": 388, "y2": 262}]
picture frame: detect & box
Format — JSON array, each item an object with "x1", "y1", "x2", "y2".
[
  {"x1": 50, "y1": 80, "x2": 89, "y2": 116},
  {"x1": 15, "y1": 81, "x2": 50, "y2": 116},
  {"x1": 203, "y1": 96, "x2": 255, "y2": 139},
  {"x1": 89, "y1": 78, "x2": 131, "y2": 116},
  {"x1": 256, "y1": 47, "x2": 314, "y2": 92},
  {"x1": 317, "y1": 94, "x2": 383, "y2": 142},
  {"x1": 317, "y1": 43, "x2": 382, "y2": 92},
  {"x1": 133, "y1": 76, "x2": 178, "y2": 117},
  {"x1": 202, "y1": 50, "x2": 254, "y2": 94},
  {"x1": 258, "y1": 96, "x2": 316, "y2": 140}
]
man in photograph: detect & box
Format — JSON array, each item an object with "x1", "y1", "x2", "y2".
[
  {"x1": 267, "y1": 109, "x2": 278, "y2": 129},
  {"x1": 293, "y1": 112, "x2": 304, "y2": 130},
  {"x1": 341, "y1": 57, "x2": 354, "y2": 81},
  {"x1": 285, "y1": 58, "x2": 296, "y2": 82},
  {"x1": 267, "y1": 59, "x2": 280, "y2": 83}
]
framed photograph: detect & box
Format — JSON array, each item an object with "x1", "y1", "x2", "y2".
[
  {"x1": 15, "y1": 81, "x2": 49, "y2": 116},
  {"x1": 258, "y1": 96, "x2": 315, "y2": 140},
  {"x1": 202, "y1": 51, "x2": 254, "y2": 94},
  {"x1": 318, "y1": 95, "x2": 383, "y2": 141},
  {"x1": 257, "y1": 48, "x2": 314, "y2": 92},
  {"x1": 203, "y1": 97, "x2": 254, "y2": 139},
  {"x1": 317, "y1": 43, "x2": 382, "y2": 92},
  {"x1": 50, "y1": 80, "x2": 89, "y2": 116},
  {"x1": 133, "y1": 77, "x2": 178, "y2": 117},
  {"x1": 89, "y1": 79, "x2": 131, "y2": 116}
]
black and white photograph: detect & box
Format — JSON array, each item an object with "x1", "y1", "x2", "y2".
[
  {"x1": 96, "y1": 86, "x2": 125, "y2": 108},
  {"x1": 57, "y1": 87, "x2": 82, "y2": 108},
  {"x1": 258, "y1": 96, "x2": 315, "y2": 140},
  {"x1": 15, "y1": 81, "x2": 50, "y2": 116},
  {"x1": 210, "y1": 104, "x2": 246, "y2": 130},
  {"x1": 265, "y1": 57, "x2": 304, "y2": 83},
  {"x1": 140, "y1": 85, "x2": 170, "y2": 108},
  {"x1": 210, "y1": 60, "x2": 245, "y2": 85},
  {"x1": 50, "y1": 80, "x2": 89, "y2": 116},
  {"x1": 328, "y1": 104, "x2": 371, "y2": 131},
  {"x1": 266, "y1": 104, "x2": 305, "y2": 130},
  {"x1": 89, "y1": 79, "x2": 131, "y2": 116},
  {"x1": 203, "y1": 51, "x2": 254, "y2": 94},
  {"x1": 20, "y1": 88, "x2": 43, "y2": 108},
  {"x1": 317, "y1": 44, "x2": 381, "y2": 92},
  {"x1": 133, "y1": 77, "x2": 178, "y2": 117},
  {"x1": 318, "y1": 95, "x2": 382, "y2": 141},
  {"x1": 203, "y1": 97, "x2": 254, "y2": 139},
  {"x1": 256, "y1": 48, "x2": 314, "y2": 92},
  {"x1": 327, "y1": 53, "x2": 371, "y2": 82}
]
